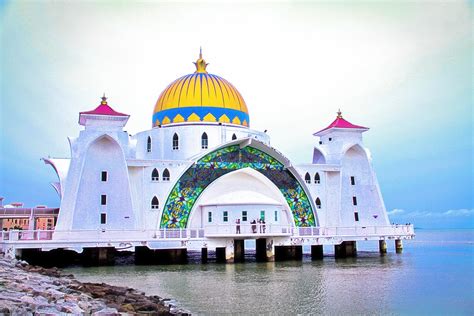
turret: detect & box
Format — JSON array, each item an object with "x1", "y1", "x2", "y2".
[{"x1": 312, "y1": 110, "x2": 369, "y2": 165}]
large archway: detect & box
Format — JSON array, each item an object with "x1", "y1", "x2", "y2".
[{"x1": 160, "y1": 144, "x2": 316, "y2": 228}]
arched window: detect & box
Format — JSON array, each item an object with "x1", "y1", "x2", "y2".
[
  {"x1": 147, "y1": 136, "x2": 152, "y2": 153},
  {"x1": 201, "y1": 132, "x2": 208, "y2": 149},
  {"x1": 315, "y1": 172, "x2": 320, "y2": 184},
  {"x1": 151, "y1": 196, "x2": 159, "y2": 209},
  {"x1": 304, "y1": 172, "x2": 311, "y2": 184},
  {"x1": 151, "y1": 168, "x2": 159, "y2": 181},
  {"x1": 315, "y1": 198, "x2": 322, "y2": 209},
  {"x1": 232, "y1": 134, "x2": 237, "y2": 140},
  {"x1": 172, "y1": 133, "x2": 179, "y2": 150},
  {"x1": 162, "y1": 168, "x2": 170, "y2": 181}
]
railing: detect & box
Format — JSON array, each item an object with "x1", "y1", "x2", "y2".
[
  {"x1": 0, "y1": 208, "x2": 59, "y2": 218},
  {"x1": 0, "y1": 224, "x2": 414, "y2": 242}
]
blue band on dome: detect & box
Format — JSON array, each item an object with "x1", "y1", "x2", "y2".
[{"x1": 153, "y1": 107, "x2": 250, "y2": 126}]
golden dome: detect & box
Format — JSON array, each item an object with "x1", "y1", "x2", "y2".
[{"x1": 152, "y1": 50, "x2": 249, "y2": 127}]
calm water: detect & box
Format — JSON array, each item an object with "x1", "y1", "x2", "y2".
[{"x1": 66, "y1": 229, "x2": 474, "y2": 315}]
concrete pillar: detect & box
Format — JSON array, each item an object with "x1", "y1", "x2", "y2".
[
  {"x1": 335, "y1": 241, "x2": 357, "y2": 258},
  {"x1": 275, "y1": 245, "x2": 303, "y2": 261},
  {"x1": 256, "y1": 238, "x2": 274, "y2": 262},
  {"x1": 216, "y1": 247, "x2": 226, "y2": 263},
  {"x1": 379, "y1": 240, "x2": 387, "y2": 254},
  {"x1": 234, "y1": 240, "x2": 245, "y2": 263},
  {"x1": 395, "y1": 239, "x2": 403, "y2": 253},
  {"x1": 311, "y1": 245, "x2": 324, "y2": 260},
  {"x1": 201, "y1": 248, "x2": 208, "y2": 264},
  {"x1": 134, "y1": 247, "x2": 187, "y2": 264},
  {"x1": 82, "y1": 247, "x2": 115, "y2": 266},
  {"x1": 225, "y1": 239, "x2": 235, "y2": 263}
]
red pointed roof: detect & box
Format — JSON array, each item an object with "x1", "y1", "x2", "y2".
[
  {"x1": 314, "y1": 110, "x2": 368, "y2": 135},
  {"x1": 80, "y1": 95, "x2": 128, "y2": 117}
]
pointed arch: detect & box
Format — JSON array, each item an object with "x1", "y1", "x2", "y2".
[
  {"x1": 162, "y1": 168, "x2": 170, "y2": 181},
  {"x1": 312, "y1": 148, "x2": 326, "y2": 164},
  {"x1": 147, "y1": 136, "x2": 152, "y2": 153},
  {"x1": 201, "y1": 132, "x2": 208, "y2": 149},
  {"x1": 172, "y1": 133, "x2": 179, "y2": 150},
  {"x1": 315, "y1": 197, "x2": 321, "y2": 209},
  {"x1": 232, "y1": 133, "x2": 237, "y2": 140},
  {"x1": 151, "y1": 196, "x2": 159, "y2": 209},
  {"x1": 304, "y1": 172, "x2": 311, "y2": 184},
  {"x1": 314, "y1": 172, "x2": 320, "y2": 184},
  {"x1": 152, "y1": 168, "x2": 159, "y2": 181}
]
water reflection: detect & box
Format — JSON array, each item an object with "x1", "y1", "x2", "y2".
[{"x1": 66, "y1": 231, "x2": 474, "y2": 315}]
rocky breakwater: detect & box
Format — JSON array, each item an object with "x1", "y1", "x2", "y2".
[{"x1": 0, "y1": 255, "x2": 189, "y2": 315}]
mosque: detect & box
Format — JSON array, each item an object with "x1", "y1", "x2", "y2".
[{"x1": 1, "y1": 51, "x2": 414, "y2": 264}]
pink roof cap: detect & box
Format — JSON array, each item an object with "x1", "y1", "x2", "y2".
[
  {"x1": 79, "y1": 95, "x2": 129, "y2": 117},
  {"x1": 79, "y1": 95, "x2": 129, "y2": 125},
  {"x1": 314, "y1": 110, "x2": 369, "y2": 136}
]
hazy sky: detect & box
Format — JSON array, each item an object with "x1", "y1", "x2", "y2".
[{"x1": 1, "y1": 1, "x2": 472, "y2": 228}]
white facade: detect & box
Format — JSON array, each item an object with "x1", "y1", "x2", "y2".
[{"x1": 43, "y1": 102, "x2": 390, "y2": 241}]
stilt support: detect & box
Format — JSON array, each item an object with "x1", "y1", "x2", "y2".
[
  {"x1": 395, "y1": 239, "x2": 403, "y2": 253},
  {"x1": 234, "y1": 240, "x2": 245, "y2": 263},
  {"x1": 275, "y1": 245, "x2": 302, "y2": 261},
  {"x1": 379, "y1": 240, "x2": 387, "y2": 254},
  {"x1": 216, "y1": 247, "x2": 226, "y2": 263},
  {"x1": 335, "y1": 241, "x2": 357, "y2": 258},
  {"x1": 256, "y1": 238, "x2": 274, "y2": 262},
  {"x1": 201, "y1": 248, "x2": 208, "y2": 264},
  {"x1": 134, "y1": 247, "x2": 187, "y2": 264},
  {"x1": 311, "y1": 245, "x2": 324, "y2": 260},
  {"x1": 82, "y1": 247, "x2": 115, "y2": 266}
]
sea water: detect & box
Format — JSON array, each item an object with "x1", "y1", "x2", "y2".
[{"x1": 66, "y1": 229, "x2": 474, "y2": 315}]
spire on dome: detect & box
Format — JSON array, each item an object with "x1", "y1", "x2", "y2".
[
  {"x1": 337, "y1": 109, "x2": 342, "y2": 118},
  {"x1": 193, "y1": 47, "x2": 208, "y2": 74}
]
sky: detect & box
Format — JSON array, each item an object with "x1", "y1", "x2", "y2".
[{"x1": 0, "y1": 1, "x2": 472, "y2": 228}]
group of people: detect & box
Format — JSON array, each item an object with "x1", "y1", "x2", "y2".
[{"x1": 235, "y1": 218, "x2": 266, "y2": 234}]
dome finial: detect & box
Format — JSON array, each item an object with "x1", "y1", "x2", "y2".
[
  {"x1": 101, "y1": 93, "x2": 108, "y2": 105},
  {"x1": 194, "y1": 47, "x2": 208, "y2": 74},
  {"x1": 337, "y1": 109, "x2": 342, "y2": 118}
]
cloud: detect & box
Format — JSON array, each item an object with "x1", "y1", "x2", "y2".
[
  {"x1": 387, "y1": 208, "x2": 405, "y2": 215},
  {"x1": 389, "y1": 208, "x2": 474, "y2": 218}
]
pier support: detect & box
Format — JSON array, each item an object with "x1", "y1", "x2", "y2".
[
  {"x1": 234, "y1": 240, "x2": 245, "y2": 263},
  {"x1": 201, "y1": 248, "x2": 208, "y2": 264},
  {"x1": 82, "y1": 247, "x2": 115, "y2": 266},
  {"x1": 19, "y1": 248, "x2": 79, "y2": 267},
  {"x1": 256, "y1": 238, "x2": 274, "y2": 262},
  {"x1": 311, "y1": 245, "x2": 324, "y2": 260},
  {"x1": 335, "y1": 241, "x2": 357, "y2": 258},
  {"x1": 379, "y1": 240, "x2": 387, "y2": 254},
  {"x1": 216, "y1": 247, "x2": 226, "y2": 263},
  {"x1": 395, "y1": 239, "x2": 403, "y2": 253},
  {"x1": 275, "y1": 245, "x2": 302, "y2": 261},
  {"x1": 135, "y1": 247, "x2": 187, "y2": 264}
]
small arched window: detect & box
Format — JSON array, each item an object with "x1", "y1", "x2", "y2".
[
  {"x1": 315, "y1": 172, "x2": 320, "y2": 184},
  {"x1": 201, "y1": 132, "x2": 208, "y2": 149},
  {"x1": 232, "y1": 134, "x2": 237, "y2": 140},
  {"x1": 315, "y1": 198, "x2": 322, "y2": 209},
  {"x1": 305, "y1": 172, "x2": 311, "y2": 184},
  {"x1": 151, "y1": 168, "x2": 159, "y2": 181},
  {"x1": 151, "y1": 196, "x2": 159, "y2": 209},
  {"x1": 162, "y1": 168, "x2": 170, "y2": 181},
  {"x1": 147, "y1": 136, "x2": 152, "y2": 153},
  {"x1": 172, "y1": 133, "x2": 179, "y2": 150}
]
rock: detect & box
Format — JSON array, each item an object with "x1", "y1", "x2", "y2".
[
  {"x1": 92, "y1": 307, "x2": 120, "y2": 316},
  {"x1": 119, "y1": 303, "x2": 135, "y2": 313}
]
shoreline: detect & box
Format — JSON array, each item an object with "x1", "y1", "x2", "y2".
[{"x1": 0, "y1": 255, "x2": 190, "y2": 315}]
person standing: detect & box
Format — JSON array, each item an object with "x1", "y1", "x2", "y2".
[{"x1": 236, "y1": 218, "x2": 241, "y2": 234}]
